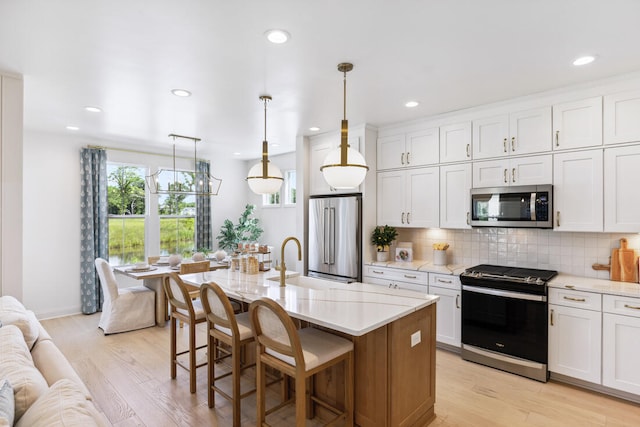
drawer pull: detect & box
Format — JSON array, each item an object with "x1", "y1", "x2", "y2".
[
  {"x1": 624, "y1": 304, "x2": 640, "y2": 310},
  {"x1": 564, "y1": 285, "x2": 575, "y2": 289},
  {"x1": 404, "y1": 274, "x2": 417, "y2": 279},
  {"x1": 456, "y1": 294, "x2": 460, "y2": 309},
  {"x1": 563, "y1": 296, "x2": 586, "y2": 302},
  {"x1": 437, "y1": 278, "x2": 453, "y2": 284},
  {"x1": 550, "y1": 309, "x2": 554, "y2": 326},
  {"x1": 372, "y1": 270, "x2": 384, "y2": 275}
]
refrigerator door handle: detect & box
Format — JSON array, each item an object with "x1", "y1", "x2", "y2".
[
  {"x1": 329, "y1": 207, "x2": 336, "y2": 265},
  {"x1": 323, "y1": 207, "x2": 330, "y2": 264}
]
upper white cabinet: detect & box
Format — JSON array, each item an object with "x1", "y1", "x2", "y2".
[
  {"x1": 604, "y1": 145, "x2": 640, "y2": 232},
  {"x1": 472, "y1": 107, "x2": 551, "y2": 160},
  {"x1": 377, "y1": 167, "x2": 439, "y2": 228},
  {"x1": 440, "y1": 163, "x2": 471, "y2": 229},
  {"x1": 440, "y1": 121, "x2": 471, "y2": 163},
  {"x1": 309, "y1": 135, "x2": 360, "y2": 195},
  {"x1": 553, "y1": 149, "x2": 603, "y2": 232},
  {"x1": 377, "y1": 128, "x2": 439, "y2": 171},
  {"x1": 604, "y1": 89, "x2": 640, "y2": 145},
  {"x1": 472, "y1": 154, "x2": 552, "y2": 188},
  {"x1": 552, "y1": 96, "x2": 602, "y2": 150}
]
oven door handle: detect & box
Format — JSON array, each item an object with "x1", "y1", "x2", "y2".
[{"x1": 462, "y1": 285, "x2": 547, "y2": 302}]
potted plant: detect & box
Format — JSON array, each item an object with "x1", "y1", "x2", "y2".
[
  {"x1": 371, "y1": 225, "x2": 398, "y2": 262},
  {"x1": 216, "y1": 204, "x2": 264, "y2": 252}
]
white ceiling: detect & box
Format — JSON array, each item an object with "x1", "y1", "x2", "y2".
[{"x1": 2, "y1": 0, "x2": 640, "y2": 159}]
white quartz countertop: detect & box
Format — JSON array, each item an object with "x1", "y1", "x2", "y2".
[
  {"x1": 365, "y1": 260, "x2": 468, "y2": 275},
  {"x1": 549, "y1": 274, "x2": 640, "y2": 298},
  {"x1": 181, "y1": 269, "x2": 439, "y2": 337}
]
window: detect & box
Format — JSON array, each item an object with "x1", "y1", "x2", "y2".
[
  {"x1": 284, "y1": 170, "x2": 297, "y2": 206},
  {"x1": 262, "y1": 191, "x2": 281, "y2": 207},
  {"x1": 157, "y1": 170, "x2": 196, "y2": 256},
  {"x1": 107, "y1": 164, "x2": 146, "y2": 265}
]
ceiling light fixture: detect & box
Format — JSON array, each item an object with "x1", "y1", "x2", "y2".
[
  {"x1": 145, "y1": 134, "x2": 222, "y2": 196},
  {"x1": 265, "y1": 29, "x2": 290, "y2": 44},
  {"x1": 246, "y1": 95, "x2": 284, "y2": 195},
  {"x1": 171, "y1": 89, "x2": 192, "y2": 97},
  {"x1": 405, "y1": 101, "x2": 419, "y2": 108},
  {"x1": 309, "y1": 126, "x2": 320, "y2": 132},
  {"x1": 84, "y1": 106, "x2": 102, "y2": 113},
  {"x1": 573, "y1": 55, "x2": 596, "y2": 66},
  {"x1": 66, "y1": 125, "x2": 79, "y2": 131},
  {"x1": 320, "y1": 63, "x2": 369, "y2": 189}
]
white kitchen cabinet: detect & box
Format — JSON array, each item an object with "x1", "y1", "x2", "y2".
[
  {"x1": 439, "y1": 121, "x2": 472, "y2": 163},
  {"x1": 309, "y1": 135, "x2": 361, "y2": 195},
  {"x1": 602, "y1": 294, "x2": 640, "y2": 395},
  {"x1": 377, "y1": 166, "x2": 439, "y2": 228},
  {"x1": 604, "y1": 144, "x2": 640, "y2": 232},
  {"x1": 440, "y1": 163, "x2": 471, "y2": 229},
  {"x1": 548, "y1": 288, "x2": 602, "y2": 384},
  {"x1": 553, "y1": 149, "x2": 603, "y2": 232},
  {"x1": 604, "y1": 89, "x2": 640, "y2": 145},
  {"x1": 377, "y1": 128, "x2": 439, "y2": 171},
  {"x1": 428, "y1": 274, "x2": 461, "y2": 347},
  {"x1": 472, "y1": 107, "x2": 551, "y2": 160},
  {"x1": 472, "y1": 154, "x2": 552, "y2": 188},
  {"x1": 363, "y1": 266, "x2": 428, "y2": 293},
  {"x1": 552, "y1": 96, "x2": 602, "y2": 150}
]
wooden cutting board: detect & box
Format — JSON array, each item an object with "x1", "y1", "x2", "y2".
[{"x1": 611, "y1": 238, "x2": 639, "y2": 283}]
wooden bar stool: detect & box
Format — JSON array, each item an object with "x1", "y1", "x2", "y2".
[
  {"x1": 163, "y1": 272, "x2": 207, "y2": 393},
  {"x1": 200, "y1": 282, "x2": 256, "y2": 427},
  {"x1": 249, "y1": 297, "x2": 354, "y2": 427}
]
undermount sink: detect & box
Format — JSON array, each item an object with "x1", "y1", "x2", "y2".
[{"x1": 266, "y1": 274, "x2": 331, "y2": 290}]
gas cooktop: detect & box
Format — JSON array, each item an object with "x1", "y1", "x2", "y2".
[{"x1": 460, "y1": 264, "x2": 558, "y2": 295}]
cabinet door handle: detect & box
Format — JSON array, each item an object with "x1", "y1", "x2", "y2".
[
  {"x1": 555, "y1": 130, "x2": 560, "y2": 147},
  {"x1": 556, "y1": 211, "x2": 560, "y2": 227},
  {"x1": 401, "y1": 212, "x2": 405, "y2": 224},
  {"x1": 466, "y1": 212, "x2": 470, "y2": 225},
  {"x1": 624, "y1": 304, "x2": 640, "y2": 310},
  {"x1": 436, "y1": 278, "x2": 453, "y2": 284},
  {"x1": 404, "y1": 274, "x2": 417, "y2": 279},
  {"x1": 401, "y1": 152, "x2": 405, "y2": 165},
  {"x1": 503, "y1": 169, "x2": 508, "y2": 183},
  {"x1": 407, "y1": 212, "x2": 411, "y2": 224},
  {"x1": 512, "y1": 167, "x2": 516, "y2": 183},
  {"x1": 550, "y1": 309, "x2": 554, "y2": 326},
  {"x1": 388, "y1": 283, "x2": 393, "y2": 288},
  {"x1": 563, "y1": 296, "x2": 586, "y2": 302},
  {"x1": 503, "y1": 138, "x2": 507, "y2": 153},
  {"x1": 456, "y1": 294, "x2": 460, "y2": 309},
  {"x1": 511, "y1": 137, "x2": 515, "y2": 151},
  {"x1": 372, "y1": 270, "x2": 384, "y2": 275},
  {"x1": 407, "y1": 152, "x2": 411, "y2": 164},
  {"x1": 466, "y1": 144, "x2": 470, "y2": 158}
]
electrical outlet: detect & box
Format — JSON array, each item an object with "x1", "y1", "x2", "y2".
[{"x1": 411, "y1": 330, "x2": 421, "y2": 347}]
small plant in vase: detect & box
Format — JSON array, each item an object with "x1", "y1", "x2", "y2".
[{"x1": 371, "y1": 225, "x2": 398, "y2": 262}]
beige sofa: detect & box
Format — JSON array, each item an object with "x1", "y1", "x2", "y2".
[{"x1": 0, "y1": 296, "x2": 110, "y2": 426}]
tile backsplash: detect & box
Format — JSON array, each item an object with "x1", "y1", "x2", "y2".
[{"x1": 394, "y1": 228, "x2": 640, "y2": 280}]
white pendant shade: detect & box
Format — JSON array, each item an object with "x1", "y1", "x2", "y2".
[
  {"x1": 247, "y1": 161, "x2": 283, "y2": 194},
  {"x1": 321, "y1": 146, "x2": 367, "y2": 189}
]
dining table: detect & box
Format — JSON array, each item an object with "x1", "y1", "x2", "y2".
[{"x1": 113, "y1": 260, "x2": 229, "y2": 326}]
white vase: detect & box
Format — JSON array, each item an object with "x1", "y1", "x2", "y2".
[
  {"x1": 433, "y1": 250, "x2": 447, "y2": 266},
  {"x1": 376, "y1": 251, "x2": 389, "y2": 262},
  {"x1": 168, "y1": 254, "x2": 182, "y2": 267}
]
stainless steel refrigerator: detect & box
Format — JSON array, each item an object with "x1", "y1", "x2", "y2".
[{"x1": 307, "y1": 194, "x2": 362, "y2": 283}]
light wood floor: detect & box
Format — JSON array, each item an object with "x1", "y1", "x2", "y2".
[{"x1": 41, "y1": 313, "x2": 640, "y2": 427}]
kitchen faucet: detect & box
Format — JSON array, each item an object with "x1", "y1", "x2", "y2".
[{"x1": 279, "y1": 236, "x2": 302, "y2": 287}]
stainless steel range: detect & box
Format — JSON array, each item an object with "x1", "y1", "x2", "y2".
[{"x1": 460, "y1": 264, "x2": 558, "y2": 382}]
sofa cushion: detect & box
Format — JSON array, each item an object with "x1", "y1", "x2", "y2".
[
  {"x1": 31, "y1": 339, "x2": 92, "y2": 400},
  {"x1": 15, "y1": 379, "x2": 106, "y2": 427},
  {"x1": 0, "y1": 296, "x2": 39, "y2": 350},
  {"x1": 0, "y1": 325, "x2": 49, "y2": 421},
  {"x1": 0, "y1": 379, "x2": 14, "y2": 427}
]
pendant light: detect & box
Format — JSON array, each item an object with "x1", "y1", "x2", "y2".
[
  {"x1": 247, "y1": 95, "x2": 284, "y2": 194},
  {"x1": 320, "y1": 62, "x2": 369, "y2": 189}
]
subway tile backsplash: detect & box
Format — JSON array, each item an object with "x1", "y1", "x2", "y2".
[{"x1": 394, "y1": 228, "x2": 640, "y2": 280}]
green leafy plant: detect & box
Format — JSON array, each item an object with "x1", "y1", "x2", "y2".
[
  {"x1": 371, "y1": 225, "x2": 398, "y2": 252},
  {"x1": 216, "y1": 204, "x2": 264, "y2": 252}
]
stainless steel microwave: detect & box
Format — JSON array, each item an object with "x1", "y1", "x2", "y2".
[{"x1": 470, "y1": 185, "x2": 553, "y2": 228}]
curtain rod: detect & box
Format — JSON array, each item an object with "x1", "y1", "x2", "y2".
[{"x1": 86, "y1": 144, "x2": 208, "y2": 162}]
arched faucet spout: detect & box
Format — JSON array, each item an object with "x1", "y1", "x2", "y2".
[{"x1": 280, "y1": 236, "x2": 302, "y2": 287}]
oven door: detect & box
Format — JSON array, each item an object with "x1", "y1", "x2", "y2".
[{"x1": 462, "y1": 285, "x2": 548, "y2": 364}]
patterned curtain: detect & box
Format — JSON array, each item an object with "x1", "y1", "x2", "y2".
[
  {"x1": 195, "y1": 160, "x2": 213, "y2": 250},
  {"x1": 80, "y1": 148, "x2": 109, "y2": 314}
]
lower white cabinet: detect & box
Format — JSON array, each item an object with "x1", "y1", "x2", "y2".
[
  {"x1": 363, "y1": 266, "x2": 428, "y2": 293},
  {"x1": 548, "y1": 288, "x2": 602, "y2": 384},
  {"x1": 428, "y1": 273, "x2": 461, "y2": 347},
  {"x1": 602, "y1": 295, "x2": 640, "y2": 395}
]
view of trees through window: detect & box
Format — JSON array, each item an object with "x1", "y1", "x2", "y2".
[{"x1": 107, "y1": 164, "x2": 197, "y2": 265}]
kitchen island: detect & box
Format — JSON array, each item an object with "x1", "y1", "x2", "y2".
[{"x1": 181, "y1": 269, "x2": 439, "y2": 427}]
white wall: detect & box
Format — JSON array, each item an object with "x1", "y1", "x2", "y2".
[{"x1": 22, "y1": 130, "x2": 247, "y2": 318}]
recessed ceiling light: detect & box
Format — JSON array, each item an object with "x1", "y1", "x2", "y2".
[
  {"x1": 573, "y1": 55, "x2": 596, "y2": 66},
  {"x1": 66, "y1": 125, "x2": 79, "y2": 131},
  {"x1": 233, "y1": 152, "x2": 241, "y2": 156},
  {"x1": 405, "y1": 101, "x2": 419, "y2": 108},
  {"x1": 171, "y1": 89, "x2": 192, "y2": 97},
  {"x1": 84, "y1": 106, "x2": 102, "y2": 113},
  {"x1": 265, "y1": 29, "x2": 290, "y2": 44},
  {"x1": 309, "y1": 127, "x2": 320, "y2": 132}
]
